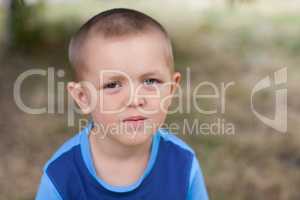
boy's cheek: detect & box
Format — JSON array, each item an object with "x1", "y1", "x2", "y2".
[
  {"x1": 159, "y1": 95, "x2": 172, "y2": 113},
  {"x1": 92, "y1": 112, "x2": 120, "y2": 126},
  {"x1": 95, "y1": 96, "x2": 126, "y2": 112}
]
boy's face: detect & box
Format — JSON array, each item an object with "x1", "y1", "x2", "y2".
[{"x1": 68, "y1": 31, "x2": 180, "y2": 146}]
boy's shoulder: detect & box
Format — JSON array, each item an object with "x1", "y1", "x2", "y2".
[
  {"x1": 42, "y1": 125, "x2": 88, "y2": 172},
  {"x1": 155, "y1": 129, "x2": 197, "y2": 173}
]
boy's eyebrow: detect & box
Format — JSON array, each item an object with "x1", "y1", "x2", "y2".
[
  {"x1": 101, "y1": 70, "x2": 163, "y2": 80},
  {"x1": 140, "y1": 71, "x2": 163, "y2": 78},
  {"x1": 100, "y1": 74, "x2": 127, "y2": 81}
]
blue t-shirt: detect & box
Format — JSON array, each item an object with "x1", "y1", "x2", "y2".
[{"x1": 35, "y1": 121, "x2": 209, "y2": 200}]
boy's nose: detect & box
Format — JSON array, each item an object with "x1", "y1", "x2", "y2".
[
  {"x1": 128, "y1": 93, "x2": 146, "y2": 108},
  {"x1": 127, "y1": 83, "x2": 146, "y2": 108}
]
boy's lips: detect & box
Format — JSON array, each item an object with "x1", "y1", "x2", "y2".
[
  {"x1": 122, "y1": 116, "x2": 148, "y2": 129},
  {"x1": 122, "y1": 115, "x2": 147, "y2": 122}
]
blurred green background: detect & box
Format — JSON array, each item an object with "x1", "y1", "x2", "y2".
[{"x1": 0, "y1": 0, "x2": 299, "y2": 200}]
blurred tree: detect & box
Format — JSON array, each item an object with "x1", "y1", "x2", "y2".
[
  {"x1": 4, "y1": 0, "x2": 45, "y2": 50},
  {"x1": 4, "y1": 0, "x2": 24, "y2": 48}
]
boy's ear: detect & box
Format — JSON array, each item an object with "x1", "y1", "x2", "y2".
[
  {"x1": 170, "y1": 72, "x2": 181, "y2": 94},
  {"x1": 67, "y1": 82, "x2": 91, "y2": 114}
]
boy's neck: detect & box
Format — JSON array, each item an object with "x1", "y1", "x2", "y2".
[
  {"x1": 88, "y1": 127, "x2": 153, "y2": 186},
  {"x1": 89, "y1": 127, "x2": 153, "y2": 160}
]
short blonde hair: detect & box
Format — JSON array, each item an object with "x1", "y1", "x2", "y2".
[{"x1": 68, "y1": 8, "x2": 174, "y2": 81}]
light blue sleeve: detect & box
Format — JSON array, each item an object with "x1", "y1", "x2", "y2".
[
  {"x1": 35, "y1": 173, "x2": 63, "y2": 200},
  {"x1": 187, "y1": 156, "x2": 209, "y2": 200}
]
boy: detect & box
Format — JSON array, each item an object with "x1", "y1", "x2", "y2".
[{"x1": 35, "y1": 8, "x2": 209, "y2": 200}]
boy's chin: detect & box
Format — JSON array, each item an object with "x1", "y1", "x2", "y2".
[{"x1": 112, "y1": 129, "x2": 153, "y2": 146}]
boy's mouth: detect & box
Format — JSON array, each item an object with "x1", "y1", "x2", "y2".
[
  {"x1": 122, "y1": 115, "x2": 147, "y2": 129},
  {"x1": 123, "y1": 115, "x2": 147, "y2": 122}
]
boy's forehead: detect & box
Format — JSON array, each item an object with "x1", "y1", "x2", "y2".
[{"x1": 81, "y1": 31, "x2": 172, "y2": 70}]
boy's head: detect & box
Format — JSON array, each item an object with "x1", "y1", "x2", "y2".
[{"x1": 67, "y1": 8, "x2": 181, "y2": 146}]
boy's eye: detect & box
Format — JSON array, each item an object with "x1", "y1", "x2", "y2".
[
  {"x1": 144, "y1": 78, "x2": 160, "y2": 85},
  {"x1": 103, "y1": 81, "x2": 122, "y2": 89}
]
